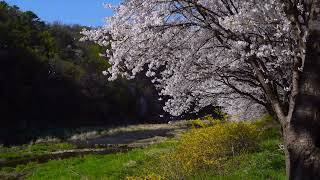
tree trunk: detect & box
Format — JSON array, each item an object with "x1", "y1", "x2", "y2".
[
  {"x1": 284, "y1": 126, "x2": 320, "y2": 180},
  {"x1": 284, "y1": 21, "x2": 320, "y2": 180}
]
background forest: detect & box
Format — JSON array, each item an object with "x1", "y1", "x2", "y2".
[{"x1": 0, "y1": 2, "x2": 175, "y2": 145}]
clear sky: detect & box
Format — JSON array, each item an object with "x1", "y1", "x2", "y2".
[{"x1": 4, "y1": 0, "x2": 120, "y2": 27}]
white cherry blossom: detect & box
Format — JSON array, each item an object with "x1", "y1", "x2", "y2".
[{"x1": 83, "y1": 0, "x2": 296, "y2": 119}]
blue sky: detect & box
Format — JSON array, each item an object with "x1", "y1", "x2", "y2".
[{"x1": 4, "y1": 0, "x2": 120, "y2": 27}]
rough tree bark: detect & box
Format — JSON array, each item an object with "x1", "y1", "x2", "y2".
[
  {"x1": 284, "y1": 31, "x2": 320, "y2": 179},
  {"x1": 282, "y1": 3, "x2": 320, "y2": 179}
]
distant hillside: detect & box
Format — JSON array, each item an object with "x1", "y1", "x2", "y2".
[{"x1": 0, "y1": 1, "x2": 170, "y2": 144}]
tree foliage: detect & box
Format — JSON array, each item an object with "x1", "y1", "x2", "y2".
[
  {"x1": 0, "y1": 1, "x2": 167, "y2": 144},
  {"x1": 86, "y1": 0, "x2": 320, "y2": 178},
  {"x1": 83, "y1": 0, "x2": 295, "y2": 119}
]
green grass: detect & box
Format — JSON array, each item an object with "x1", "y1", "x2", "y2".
[
  {"x1": 133, "y1": 120, "x2": 285, "y2": 180},
  {"x1": 185, "y1": 116, "x2": 286, "y2": 180},
  {"x1": 201, "y1": 138, "x2": 285, "y2": 180},
  {"x1": 157, "y1": 140, "x2": 285, "y2": 180},
  {"x1": 1, "y1": 116, "x2": 285, "y2": 180},
  {"x1": 0, "y1": 143, "x2": 76, "y2": 160},
  {"x1": 21, "y1": 141, "x2": 177, "y2": 180}
]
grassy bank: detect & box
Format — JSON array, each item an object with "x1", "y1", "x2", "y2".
[
  {"x1": 0, "y1": 141, "x2": 177, "y2": 180},
  {"x1": 0, "y1": 116, "x2": 285, "y2": 180},
  {"x1": 127, "y1": 116, "x2": 285, "y2": 179},
  {"x1": 0, "y1": 143, "x2": 76, "y2": 161}
]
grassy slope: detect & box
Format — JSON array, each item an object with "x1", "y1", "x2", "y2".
[
  {"x1": 206, "y1": 119, "x2": 286, "y2": 180},
  {"x1": 1, "y1": 117, "x2": 285, "y2": 180},
  {"x1": 0, "y1": 143, "x2": 76, "y2": 161},
  {"x1": 134, "y1": 117, "x2": 285, "y2": 180},
  {"x1": 0, "y1": 141, "x2": 176, "y2": 179},
  {"x1": 25, "y1": 141, "x2": 176, "y2": 180}
]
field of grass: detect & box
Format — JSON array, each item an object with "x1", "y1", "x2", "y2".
[
  {"x1": 0, "y1": 143, "x2": 76, "y2": 161},
  {"x1": 0, "y1": 116, "x2": 286, "y2": 180},
  {"x1": 0, "y1": 141, "x2": 177, "y2": 180}
]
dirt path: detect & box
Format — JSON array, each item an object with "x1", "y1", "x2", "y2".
[{"x1": 74, "y1": 122, "x2": 188, "y2": 148}]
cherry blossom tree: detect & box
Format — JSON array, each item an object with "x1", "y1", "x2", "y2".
[{"x1": 82, "y1": 0, "x2": 320, "y2": 179}]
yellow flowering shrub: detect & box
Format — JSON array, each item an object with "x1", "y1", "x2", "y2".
[
  {"x1": 187, "y1": 114, "x2": 226, "y2": 128},
  {"x1": 127, "y1": 121, "x2": 260, "y2": 179},
  {"x1": 160, "y1": 121, "x2": 260, "y2": 175},
  {"x1": 188, "y1": 118, "x2": 211, "y2": 128}
]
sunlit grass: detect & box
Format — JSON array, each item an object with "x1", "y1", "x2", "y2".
[
  {"x1": 23, "y1": 141, "x2": 177, "y2": 180},
  {"x1": 1, "y1": 115, "x2": 285, "y2": 180}
]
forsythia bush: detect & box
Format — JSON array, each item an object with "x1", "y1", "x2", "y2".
[
  {"x1": 187, "y1": 118, "x2": 213, "y2": 128},
  {"x1": 160, "y1": 121, "x2": 260, "y2": 175},
  {"x1": 187, "y1": 114, "x2": 225, "y2": 128}
]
